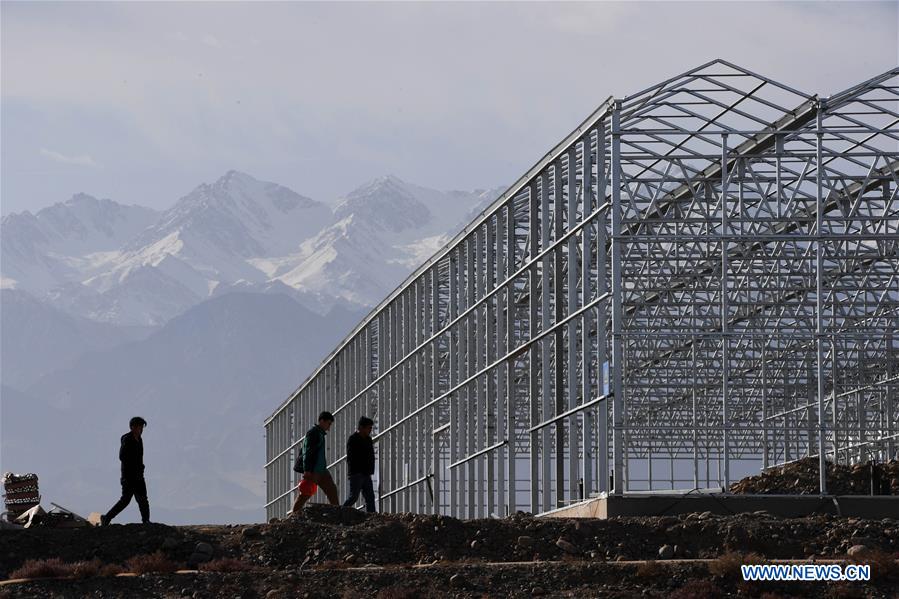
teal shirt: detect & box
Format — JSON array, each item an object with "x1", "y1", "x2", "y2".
[{"x1": 302, "y1": 424, "x2": 328, "y2": 473}]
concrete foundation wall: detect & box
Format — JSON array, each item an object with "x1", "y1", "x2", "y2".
[{"x1": 542, "y1": 495, "x2": 899, "y2": 520}]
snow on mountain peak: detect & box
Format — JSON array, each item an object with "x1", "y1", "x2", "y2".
[
  {"x1": 2, "y1": 172, "x2": 504, "y2": 325},
  {"x1": 334, "y1": 175, "x2": 432, "y2": 234},
  {"x1": 128, "y1": 171, "x2": 331, "y2": 259}
]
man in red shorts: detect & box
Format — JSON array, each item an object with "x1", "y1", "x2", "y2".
[{"x1": 290, "y1": 411, "x2": 339, "y2": 516}]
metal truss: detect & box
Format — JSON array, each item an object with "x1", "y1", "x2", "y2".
[{"x1": 265, "y1": 60, "x2": 899, "y2": 520}]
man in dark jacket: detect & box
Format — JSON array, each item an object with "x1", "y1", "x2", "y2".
[
  {"x1": 343, "y1": 416, "x2": 376, "y2": 512},
  {"x1": 101, "y1": 416, "x2": 150, "y2": 525},
  {"x1": 290, "y1": 411, "x2": 339, "y2": 516}
]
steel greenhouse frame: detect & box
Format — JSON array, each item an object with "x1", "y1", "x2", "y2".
[{"x1": 265, "y1": 60, "x2": 899, "y2": 520}]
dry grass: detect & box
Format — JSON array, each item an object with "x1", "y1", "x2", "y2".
[
  {"x1": 9, "y1": 558, "x2": 72, "y2": 580},
  {"x1": 71, "y1": 559, "x2": 103, "y2": 579},
  {"x1": 669, "y1": 580, "x2": 723, "y2": 599},
  {"x1": 708, "y1": 551, "x2": 762, "y2": 579},
  {"x1": 99, "y1": 563, "x2": 124, "y2": 577},
  {"x1": 848, "y1": 548, "x2": 899, "y2": 582},
  {"x1": 10, "y1": 558, "x2": 125, "y2": 580},
  {"x1": 124, "y1": 551, "x2": 179, "y2": 574},
  {"x1": 199, "y1": 557, "x2": 253, "y2": 572}
]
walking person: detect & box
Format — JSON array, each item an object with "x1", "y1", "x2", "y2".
[
  {"x1": 101, "y1": 416, "x2": 151, "y2": 525},
  {"x1": 290, "y1": 411, "x2": 340, "y2": 516},
  {"x1": 343, "y1": 417, "x2": 376, "y2": 513}
]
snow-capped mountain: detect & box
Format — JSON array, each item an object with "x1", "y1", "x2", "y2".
[
  {"x1": 78, "y1": 171, "x2": 333, "y2": 323},
  {"x1": 128, "y1": 170, "x2": 331, "y2": 259},
  {"x1": 263, "y1": 176, "x2": 504, "y2": 307},
  {"x1": 0, "y1": 193, "x2": 160, "y2": 291},
  {"x1": 1, "y1": 172, "x2": 503, "y2": 325}
]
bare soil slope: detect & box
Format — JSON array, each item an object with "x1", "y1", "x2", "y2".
[{"x1": 2, "y1": 505, "x2": 898, "y2": 598}]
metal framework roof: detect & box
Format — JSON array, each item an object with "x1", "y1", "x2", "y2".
[{"x1": 265, "y1": 60, "x2": 899, "y2": 520}]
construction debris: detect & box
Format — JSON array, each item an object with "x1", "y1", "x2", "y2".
[
  {"x1": 730, "y1": 458, "x2": 899, "y2": 495},
  {"x1": 13, "y1": 505, "x2": 45, "y2": 529},
  {"x1": 3, "y1": 472, "x2": 40, "y2": 521}
]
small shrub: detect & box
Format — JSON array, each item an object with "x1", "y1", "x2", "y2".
[
  {"x1": 670, "y1": 579, "x2": 723, "y2": 599},
  {"x1": 199, "y1": 557, "x2": 252, "y2": 572},
  {"x1": 9, "y1": 558, "x2": 73, "y2": 580},
  {"x1": 635, "y1": 559, "x2": 665, "y2": 580},
  {"x1": 124, "y1": 551, "x2": 178, "y2": 574}
]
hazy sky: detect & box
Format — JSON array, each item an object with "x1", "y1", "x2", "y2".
[{"x1": 2, "y1": 1, "x2": 897, "y2": 216}]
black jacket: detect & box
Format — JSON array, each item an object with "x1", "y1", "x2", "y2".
[
  {"x1": 346, "y1": 432, "x2": 375, "y2": 476},
  {"x1": 119, "y1": 433, "x2": 145, "y2": 479}
]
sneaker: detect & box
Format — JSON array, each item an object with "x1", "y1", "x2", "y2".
[{"x1": 100, "y1": 515, "x2": 110, "y2": 527}]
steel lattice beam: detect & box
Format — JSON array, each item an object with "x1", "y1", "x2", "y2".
[{"x1": 265, "y1": 61, "x2": 899, "y2": 520}]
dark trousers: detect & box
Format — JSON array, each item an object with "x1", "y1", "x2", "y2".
[
  {"x1": 106, "y1": 476, "x2": 150, "y2": 523},
  {"x1": 343, "y1": 473, "x2": 376, "y2": 512}
]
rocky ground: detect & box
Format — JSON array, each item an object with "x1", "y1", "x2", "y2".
[
  {"x1": 730, "y1": 459, "x2": 899, "y2": 495},
  {"x1": 2, "y1": 504, "x2": 899, "y2": 598}
]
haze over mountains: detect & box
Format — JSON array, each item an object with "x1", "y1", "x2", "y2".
[{"x1": 0, "y1": 172, "x2": 503, "y2": 523}]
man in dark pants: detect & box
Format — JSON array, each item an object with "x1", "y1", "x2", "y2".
[
  {"x1": 101, "y1": 416, "x2": 150, "y2": 525},
  {"x1": 343, "y1": 416, "x2": 376, "y2": 512},
  {"x1": 290, "y1": 411, "x2": 340, "y2": 516}
]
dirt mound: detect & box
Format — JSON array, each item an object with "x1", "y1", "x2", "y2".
[
  {"x1": 730, "y1": 458, "x2": 899, "y2": 495},
  {"x1": 2, "y1": 506, "x2": 898, "y2": 597}
]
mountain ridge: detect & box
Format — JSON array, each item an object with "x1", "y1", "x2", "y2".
[{"x1": 2, "y1": 172, "x2": 504, "y2": 325}]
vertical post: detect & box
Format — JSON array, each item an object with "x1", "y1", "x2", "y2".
[
  {"x1": 541, "y1": 170, "x2": 553, "y2": 511},
  {"x1": 720, "y1": 132, "x2": 731, "y2": 489},
  {"x1": 416, "y1": 282, "x2": 425, "y2": 511},
  {"x1": 815, "y1": 100, "x2": 828, "y2": 494},
  {"x1": 467, "y1": 237, "x2": 476, "y2": 519},
  {"x1": 581, "y1": 134, "x2": 594, "y2": 497},
  {"x1": 858, "y1": 360, "x2": 865, "y2": 463},
  {"x1": 554, "y1": 159, "x2": 565, "y2": 509},
  {"x1": 529, "y1": 182, "x2": 540, "y2": 513},
  {"x1": 486, "y1": 219, "x2": 496, "y2": 517},
  {"x1": 431, "y1": 268, "x2": 440, "y2": 514},
  {"x1": 692, "y1": 338, "x2": 699, "y2": 489},
  {"x1": 567, "y1": 146, "x2": 579, "y2": 504},
  {"x1": 832, "y1": 334, "x2": 839, "y2": 464},
  {"x1": 391, "y1": 303, "x2": 400, "y2": 513},
  {"x1": 888, "y1": 334, "x2": 895, "y2": 460},
  {"x1": 475, "y1": 228, "x2": 486, "y2": 518},
  {"x1": 596, "y1": 125, "x2": 609, "y2": 494},
  {"x1": 449, "y1": 252, "x2": 458, "y2": 518},
  {"x1": 506, "y1": 203, "x2": 517, "y2": 513},
  {"x1": 762, "y1": 344, "x2": 769, "y2": 470},
  {"x1": 495, "y1": 210, "x2": 505, "y2": 517},
  {"x1": 610, "y1": 100, "x2": 625, "y2": 495}
]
